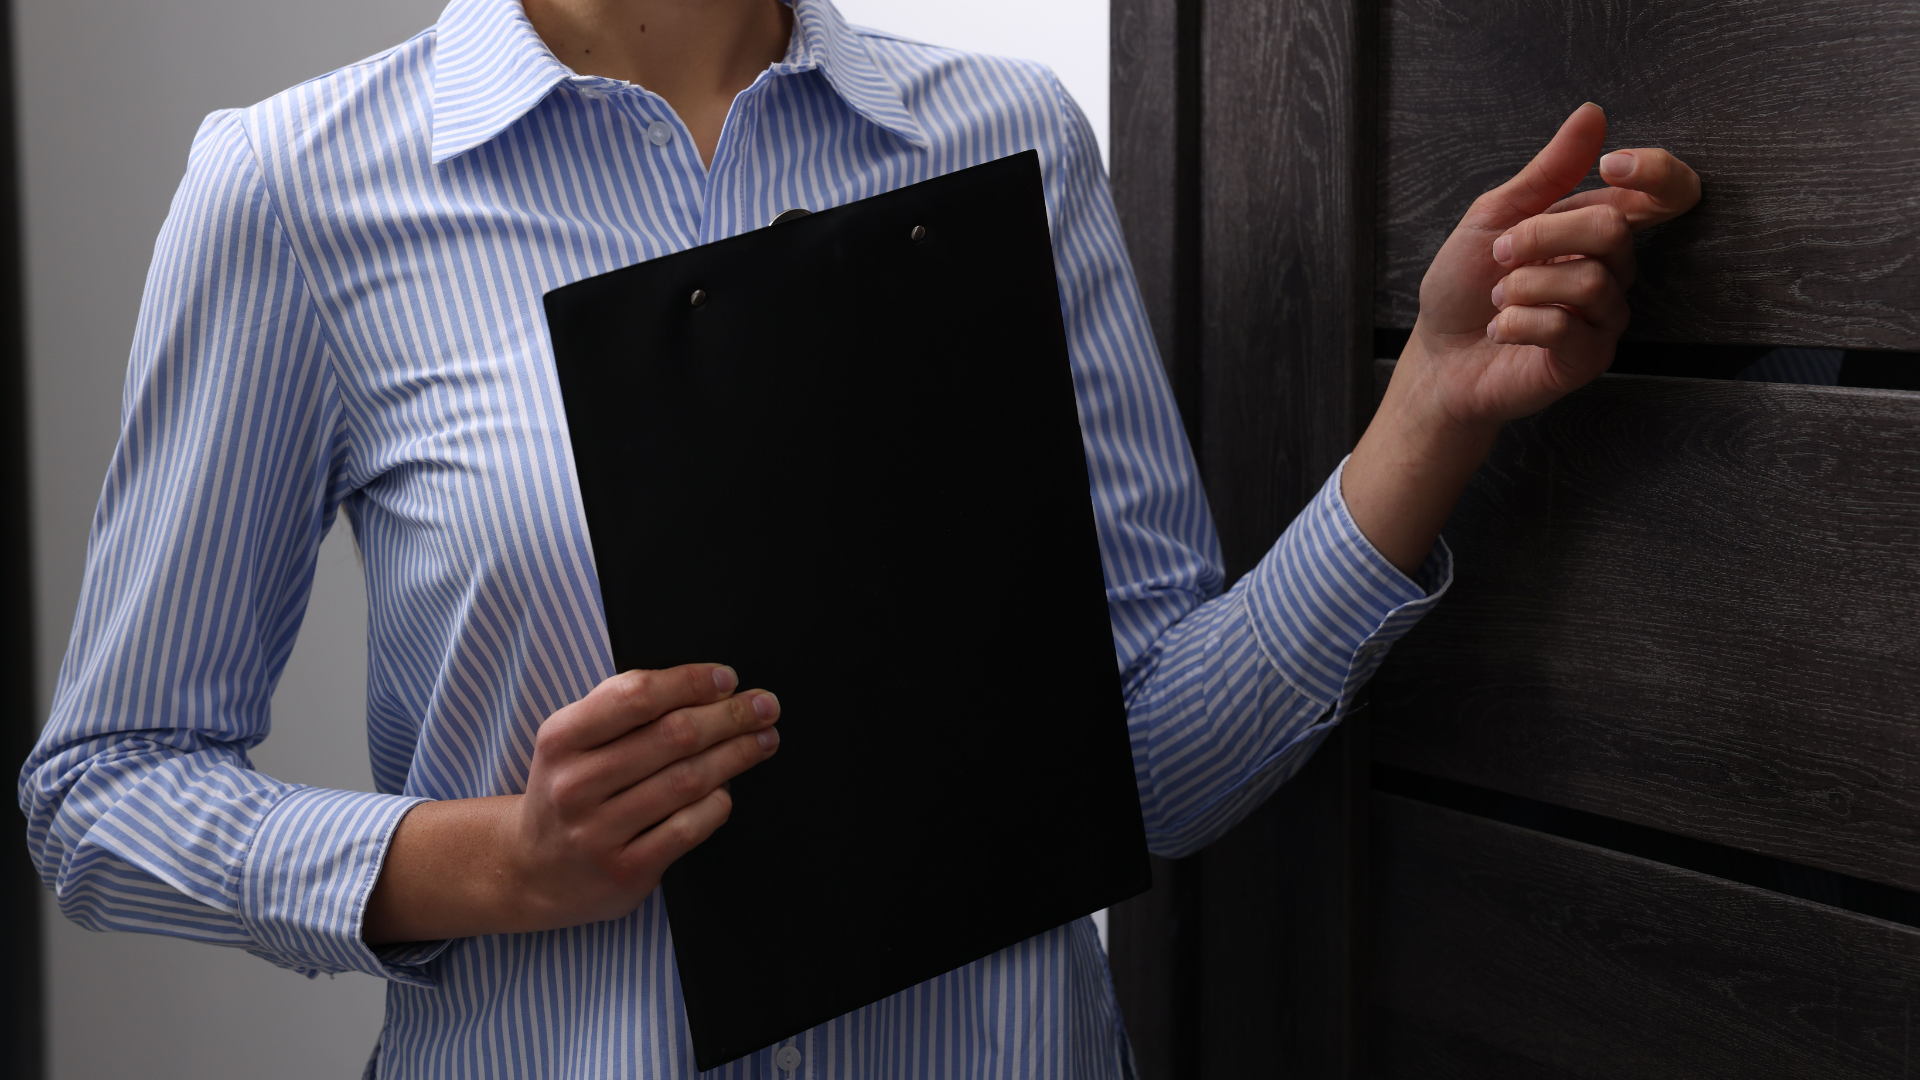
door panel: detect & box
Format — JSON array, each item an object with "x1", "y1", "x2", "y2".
[
  {"x1": 1372, "y1": 792, "x2": 1920, "y2": 1079},
  {"x1": 1372, "y1": 364, "x2": 1920, "y2": 891},
  {"x1": 1376, "y1": 0, "x2": 1920, "y2": 350}
]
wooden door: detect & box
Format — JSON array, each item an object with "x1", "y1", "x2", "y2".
[
  {"x1": 0, "y1": 0, "x2": 44, "y2": 1073},
  {"x1": 1108, "y1": 0, "x2": 1920, "y2": 1076}
]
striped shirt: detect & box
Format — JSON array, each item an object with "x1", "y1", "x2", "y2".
[{"x1": 18, "y1": 0, "x2": 1451, "y2": 1076}]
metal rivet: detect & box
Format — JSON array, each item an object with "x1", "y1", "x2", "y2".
[
  {"x1": 770, "y1": 207, "x2": 812, "y2": 226},
  {"x1": 689, "y1": 289, "x2": 707, "y2": 307},
  {"x1": 910, "y1": 225, "x2": 926, "y2": 241}
]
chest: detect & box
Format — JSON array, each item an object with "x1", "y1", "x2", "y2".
[{"x1": 299, "y1": 85, "x2": 932, "y2": 543}]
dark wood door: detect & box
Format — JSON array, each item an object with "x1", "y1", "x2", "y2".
[
  {"x1": 1108, "y1": 0, "x2": 1920, "y2": 1076},
  {"x1": 0, "y1": 0, "x2": 45, "y2": 1073}
]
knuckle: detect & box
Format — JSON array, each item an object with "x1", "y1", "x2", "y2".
[
  {"x1": 533, "y1": 718, "x2": 569, "y2": 758},
  {"x1": 662, "y1": 761, "x2": 705, "y2": 802},
  {"x1": 1596, "y1": 205, "x2": 1629, "y2": 243},
  {"x1": 730, "y1": 693, "x2": 758, "y2": 729},
  {"x1": 669, "y1": 814, "x2": 706, "y2": 849},
  {"x1": 1574, "y1": 263, "x2": 1611, "y2": 303},
  {"x1": 547, "y1": 770, "x2": 590, "y2": 810},
  {"x1": 658, "y1": 711, "x2": 699, "y2": 754},
  {"x1": 566, "y1": 821, "x2": 599, "y2": 854},
  {"x1": 603, "y1": 669, "x2": 651, "y2": 716},
  {"x1": 1508, "y1": 267, "x2": 1541, "y2": 303}
]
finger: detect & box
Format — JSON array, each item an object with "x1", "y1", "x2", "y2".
[
  {"x1": 1495, "y1": 204, "x2": 1634, "y2": 288},
  {"x1": 540, "y1": 664, "x2": 741, "y2": 753},
  {"x1": 1543, "y1": 188, "x2": 1622, "y2": 215},
  {"x1": 618, "y1": 784, "x2": 735, "y2": 876},
  {"x1": 1595, "y1": 147, "x2": 1700, "y2": 229},
  {"x1": 1465, "y1": 102, "x2": 1607, "y2": 232},
  {"x1": 602, "y1": 727, "x2": 779, "y2": 837},
  {"x1": 1493, "y1": 260, "x2": 1630, "y2": 336},
  {"x1": 1486, "y1": 304, "x2": 1614, "y2": 384},
  {"x1": 575, "y1": 690, "x2": 780, "y2": 803}
]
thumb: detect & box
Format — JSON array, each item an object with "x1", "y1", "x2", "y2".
[{"x1": 1466, "y1": 102, "x2": 1608, "y2": 232}]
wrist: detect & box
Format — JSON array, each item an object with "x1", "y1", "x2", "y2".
[
  {"x1": 364, "y1": 794, "x2": 531, "y2": 944},
  {"x1": 1344, "y1": 336, "x2": 1504, "y2": 577},
  {"x1": 1384, "y1": 330, "x2": 1505, "y2": 456}
]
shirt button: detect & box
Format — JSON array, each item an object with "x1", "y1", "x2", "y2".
[
  {"x1": 775, "y1": 1045, "x2": 803, "y2": 1073},
  {"x1": 646, "y1": 121, "x2": 674, "y2": 147}
]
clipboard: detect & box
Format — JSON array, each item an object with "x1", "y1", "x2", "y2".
[{"x1": 544, "y1": 151, "x2": 1151, "y2": 1070}]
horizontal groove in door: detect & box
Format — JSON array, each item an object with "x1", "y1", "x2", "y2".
[
  {"x1": 1371, "y1": 791, "x2": 1920, "y2": 1079},
  {"x1": 1374, "y1": 763, "x2": 1920, "y2": 930},
  {"x1": 1369, "y1": 364, "x2": 1920, "y2": 893}
]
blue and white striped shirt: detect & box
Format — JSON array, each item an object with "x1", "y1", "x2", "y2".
[{"x1": 19, "y1": 0, "x2": 1450, "y2": 1075}]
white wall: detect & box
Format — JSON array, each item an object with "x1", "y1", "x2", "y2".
[
  {"x1": 19, "y1": 2, "x2": 1108, "y2": 1076},
  {"x1": 836, "y1": 0, "x2": 1109, "y2": 164}
]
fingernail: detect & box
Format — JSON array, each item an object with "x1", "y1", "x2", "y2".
[
  {"x1": 712, "y1": 666, "x2": 737, "y2": 693},
  {"x1": 1600, "y1": 151, "x2": 1635, "y2": 179},
  {"x1": 1493, "y1": 234, "x2": 1512, "y2": 263},
  {"x1": 752, "y1": 692, "x2": 779, "y2": 721},
  {"x1": 1490, "y1": 281, "x2": 1505, "y2": 308},
  {"x1": 756, "y1": 727, "x2": 780, "y2": 751},
  {"x1": 1486, "y1": 317, "x2": 1500, "y2": 341}
]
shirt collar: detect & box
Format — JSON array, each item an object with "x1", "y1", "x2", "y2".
[{"x1": 430, "y1": 0, "x2": 929, "y2": 164}]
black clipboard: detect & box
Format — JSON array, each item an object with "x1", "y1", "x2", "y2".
[{"x1": 544, "y1": 151, "x2": 1150, "y2": 1071}]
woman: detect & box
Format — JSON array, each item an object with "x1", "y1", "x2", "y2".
[{"x1": 19, "y1": 0, "x2": 1698, "y2": 1075}]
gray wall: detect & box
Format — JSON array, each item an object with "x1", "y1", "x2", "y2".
[{"x1": 17, "y1": 2, "x2": 441, "y2": 1076}]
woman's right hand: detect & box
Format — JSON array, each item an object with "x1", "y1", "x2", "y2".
[{"x1": 363, "y1": 663, "x2": 780, "y2": 944}]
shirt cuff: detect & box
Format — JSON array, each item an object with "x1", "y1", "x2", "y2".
[
  {"x1": 238, "y1": 787, "x2": 445, "y2": 986},
  {"x1": 1243, "y1": 456, "x2": 1453, "y2": 708}
]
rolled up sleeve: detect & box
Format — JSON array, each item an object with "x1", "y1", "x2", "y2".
[{"x1": 16, "y1": 109, "x2": 439, "y2": 984}]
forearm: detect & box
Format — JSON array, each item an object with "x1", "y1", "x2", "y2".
[
  {"x1": 1123, "y1": 464, "x2": 1450, "y2": 855},
  {"x1": 1342, "y1": 336, "x2": 1501, "y2": 576},
  {"x1": 362, "y1": 795, "x2": 531, "y2": 945}
]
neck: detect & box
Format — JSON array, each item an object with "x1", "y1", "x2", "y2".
[{"x1": 524, "y1": 0, "x2": 793, "y2": 167}]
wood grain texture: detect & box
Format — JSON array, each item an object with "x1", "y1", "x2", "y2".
[
  {"x1": 1375, "y1": 0, "x2": 1920, "y2": 350},
  {"x1": 1108, "y1": 1, "x2": 1200, "y2": 1074},
  {"x1": 1198, "y1": 713, "x2": 1371, "y2": 1080},
  {"x1": 1370, "y1": 793, "x2": 1920, "y2": 1079},
  {"x1": 1110, "y1": 0, "x2": 1201, "y2": 448},
  {"x1": 1202, "y1": 0, "x2": 1375, "y2": 576},
  {"x1": 1370, "y1": 363, "x2": 1920, "y2": 891},
  {"x1": 1106, "y1": 855, "x2": 1193, "y2": 1080},
  {"x1": 1192, "y1": 0, "x2": 1376, "y2": 1076}
]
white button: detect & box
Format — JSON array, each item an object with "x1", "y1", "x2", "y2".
[
  {"x1": 774, "y1": 1045, "x2": 803, "y2": 1072},
  {"x1": 646, "y1": 121, "x2": 674, "y2": 147}
]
